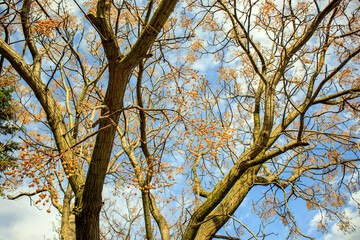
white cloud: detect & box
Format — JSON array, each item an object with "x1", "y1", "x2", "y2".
[
  {"x1": 324, "y1": 207, "x2": 360, "y2": 240},
  {"x1": 0, "y1": 197, "x2": 58, "y2": 240},
  {"x1": 192, "y1": 54, "x2": 219, "y2": 72},
  {"x1": 323, "y1": 192, "x2": 360, "y2": 240},
  {"x1": 309, "y1": 192, "x2": 360, "y2": 240},
  {"x1": 309, "y1": 211, "x2": 323, "y2": 230}
]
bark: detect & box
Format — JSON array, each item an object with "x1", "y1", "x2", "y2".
[
  {"x1": 75, "y1": 1, "x2": 179, "y2": 239},
  {"x1": 61, "y1": 184, "x2": 76, "y2": 240},
  {"x1": 149, "y1": 193, "x2": 171, "y2": 240},
  {"x1": 137, "y1": 61, "x2": 153, "y2": 240},
  {"x1": 20, "y1": 0, "x2": 41, "y2": 78},
  {"x1": 195, "y1": 166, "x2": 259, "y2": 240},
  {"x1": 142, "y1": 192, "x2": 154, "y2": 240}
]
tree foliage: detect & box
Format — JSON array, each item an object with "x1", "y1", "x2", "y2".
[
  {"x1": 0, "y1": 54, "x2": 19, "y2": 193},
  {"x1": 0, "y1": 0, "x2": 360, "y2": 239},
  {"x1": 0, "y1": 86, "x2": 19, "y2": 197},
  {"x1": 0, "y1": 87, "x2": 18, "y2": 161}
]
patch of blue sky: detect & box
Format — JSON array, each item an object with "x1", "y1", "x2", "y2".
[
  {"x1": 66, "y1": 0, "x2": 86, "y2": 17},
  {"x1": 213, "y1": 138, "x2": 360, "y2": 238},
  {"x1": 218, "y1": 186, "x2": 342, "y2": 239},
  {"x1": 212, "y1": 186, "x2": 288, "y2": 239},
  {"x1": 175, "y1": 182, "x2": 360, "y2": 239},
  {"x1": 192, "y1": 53, "x2": 219, "y2": 72}
]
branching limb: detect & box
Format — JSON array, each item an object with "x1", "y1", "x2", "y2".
[
  {"x1": 192, "y1": 151, "x2": 210, "y2": 206},
  {"x1": 149, "y1": 193, "x2": 170, "y2": 240},
  {"x1": 20, "y1": 0, "x2": 41, "y2": 78},
  {"x1": 216, "y1": 0, "x2": 267, "y2": 85},
  {"x1": 0, "y1": 37, "x2": 85, "y2": 195},
  {"x1": 7, "y1": 190, "x2": 45, "y2": 200}
]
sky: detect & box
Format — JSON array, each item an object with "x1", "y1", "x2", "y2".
[
  {"x1": 0, "y1": 197, "x2": 58, "y2": 240},
  {"x1": 1, "y1": 190, "x2": 360, "y2": 239},
  {"x1": 321, "y1": 192, "x2": 360, "y2": 240},
  {"x1": 1, "y1": 0, "x2": 360, "y2": 239}
]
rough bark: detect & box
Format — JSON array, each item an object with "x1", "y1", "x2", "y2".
[
  {"x1": 195, "y1": 166, "x2": 259, "y2": 240},
  {"x1": 74, "y1": 1, "x2": 179, "y2": 239}
]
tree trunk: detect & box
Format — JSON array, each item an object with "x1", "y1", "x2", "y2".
[
  {"x1": 75, "y1": 200, "x2": 102, "y2": 240},
  {"x1": 194, "y1": 166, "x2": 259, "y2": 240},
  {"x1": 74, "y1": 64, "x2": 130, "y2": 240},
  {"x1": 73, "y1": 1, "x2": 179, "y2": 239},
  {"x1": 61, "y1": 184, "x2": 76, "y2": 240}
]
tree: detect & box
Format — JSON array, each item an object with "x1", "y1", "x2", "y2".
[
  {"x1": 0, "y1": 48, "x2": 20, "y2": 194},
  {"x1": 0, "y1": 0, "x2": 360, "y2": 239},
  {"x1": 0, "y1": 87, "x2": 19, "y2": 168},
  {"x1": 0, "y1": 86, "x2": 20, "y2": 198}
]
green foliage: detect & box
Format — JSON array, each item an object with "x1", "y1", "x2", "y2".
[{"x1": 0, "y1": 87, "x2": 19, "y2": 171}]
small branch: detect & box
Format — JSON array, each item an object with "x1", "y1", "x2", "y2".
[
  {"x1": 228, "y1": 215, "x2": 259, "y2": 240},
  {"x1": 213, "y1": 235, "x2": 240, "y2": 240},
  {"x1": 247, "y1": 140, "x2": 309, "y2": 166},
  {"x1": 7, "y1": 190, "x2": 46, "y2": 200}
]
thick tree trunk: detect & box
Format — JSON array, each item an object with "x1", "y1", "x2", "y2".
[
  {"x1": 74, "y1": 65, "x2": 130, "y2": 240},
  {"x1": 75, "y1": 201, "x2": 102, "y2": 239},
  {"x1": 73, "y1": 1, "x2": 179, "y2": 239},
  {"x1": 194, "y1": 166, "x2": 259, "y2": 240}
]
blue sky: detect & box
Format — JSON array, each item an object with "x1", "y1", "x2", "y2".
[
  {"x1": 1, "y1": 0, "x2": 360, "y2": 239},
  {"x1": 1, "y1": 190, "x2": 360, "y2": 239}
]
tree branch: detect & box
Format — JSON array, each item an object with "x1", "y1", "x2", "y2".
[
  {"x1": 0, "y1": 37, "x2": 85, "y2": 195},
  {"x1": 149, "y1": 193, "x2": 170, "y2": 240}
]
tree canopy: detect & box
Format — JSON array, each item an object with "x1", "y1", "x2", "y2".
[{"x1": 0, "y1": 0, "x2": 360, "y2": 239}]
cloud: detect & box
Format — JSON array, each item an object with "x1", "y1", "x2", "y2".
[
  {"x1": 309, "y1": 192, "x2": 360, "y2": 240},
  {"x1": 193, "y1": 53, "x2": 219, "y2": 72},
  {"x1": 323, "y1": 192, "x2": 360, "y2": 240},
  {"x1": 0, "y1": 197, "x2": 58, "y2": 240},
  {"x1": 309, "y1": 211, "x2": 323, "y2": 231},
  {"x1": 323, "y1": 208, "x2": 360, "y2": 240}
]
